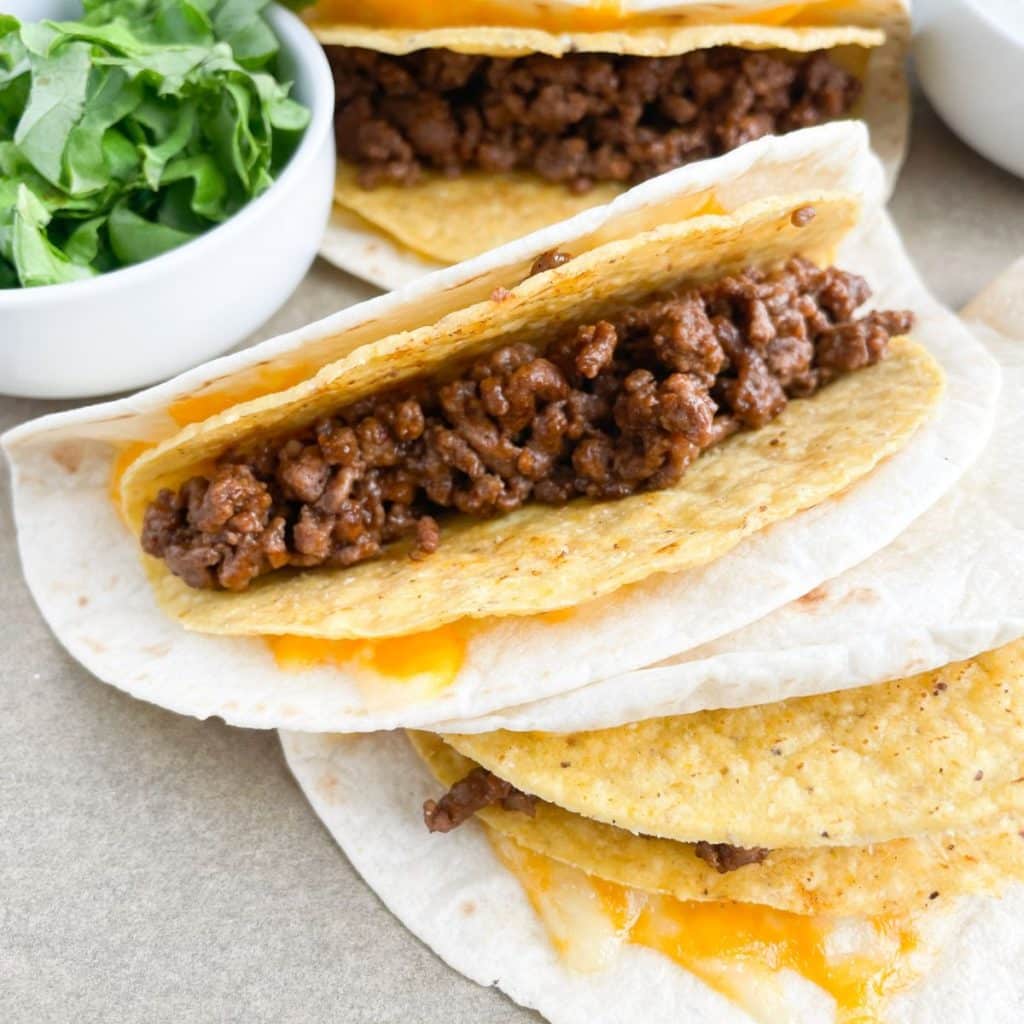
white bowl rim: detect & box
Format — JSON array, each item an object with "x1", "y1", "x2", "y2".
[
  {"x1": 957, "y1": 0, "x2": 1024, "y2": 50},
  {"x1": 0, "y1": 2, "x2": 334, "y2": 309}
]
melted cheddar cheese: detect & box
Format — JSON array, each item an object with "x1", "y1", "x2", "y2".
[
  {"x1": 109, "y1": 442, "x2": 155, "y2": 505},
  {"x1": 266, "y1": 622, "x2": 471, "y2": 697},
  {"x1": 491, "y1": 830, "x2": 924, "y2": 1023},
  {"x1": 304, "y1": 2, "x2": 850, "y2": 32},
  {"x1": 167, "y1": 363, "x2": 318, "y2": 427}
]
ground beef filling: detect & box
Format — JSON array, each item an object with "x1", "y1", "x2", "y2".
[
  {"x1": 423, "y1": 769, "x2": 770, "y2": 873},
  {"x1": 141, "y1": 257, "x2": 913, "y2": 592},
  {"x1": 329, "y1": 46, "x2": 861, "y2": 192},
  {"x1": 694, "y1": 841, "x2": 770, "y2": 873},
  {"x1": 423, "y1": 767, "x2": 538, "y2": 833}
]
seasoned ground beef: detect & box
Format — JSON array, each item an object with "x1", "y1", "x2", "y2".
[
  {"x1": 423, "y1": 773, "x2": 774, "y2": 867},
  {"x1": 694, "y1": 841, "x2": 770, "y2": 873},
  {"x1": 329, "y1": 46, "x2": 861, "y2": 192},
  {"x1": 423, "y1": 767, "x2": 538, "y2": 833},
  {"x1": 141, "y1": 257, "x2": 913, "y2": 591}
]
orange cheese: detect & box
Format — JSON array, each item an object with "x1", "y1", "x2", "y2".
[
  {"x1": 492, "y1": 830, "x2": 923, "y2": 1023},
  {"x1": 697, "y1": 194, "x2": 728, "y2": 217},
  {"x1": 109, "y1": 441, "x2": 155, "y2": 508},
  {"x1": 304, "y1": 2, "x2": 846, "y2": 32},
  {"x1": 632, "y1": 896, "x2": 918, "y2": 1022},
  {"x1": 167, "y1": 363, "x2": 317, "y2": 427},
  {"x1": 538, "y1": 608, "x2": 576, "y2": 625},
  {"x1": 267, "y1": 622, "x2": 470, "y2": 689}
]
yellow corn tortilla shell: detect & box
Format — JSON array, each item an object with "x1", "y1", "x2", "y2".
[
  {"x1": 410, "y1": 732, "x2": 1024, "y2": 918},
  {"x1": 327, "y1": 22, "x2": 882, "y2": 263},
  {"x1": 313, "y1": 22, "x2": 882, "y2": 58},
  {"x1": 121, "y1": 192, "x2": 942, "y2": 641},
  {"x1": 335, "y1": 167, "x2": 625, "y2": 265},
  {"x1": 446, "y1": 639, "x2": 1024, "y2": 850}
]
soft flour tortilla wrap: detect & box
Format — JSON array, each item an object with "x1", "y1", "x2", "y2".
[
  {"x1": 280, "y1": 597, "x2": 1024, "y2": 1021},
  {"x1": 272, "y1": 266, "x2": 1024, "y2": 1024},
  {"x1": 310, "y1": 0, "x2": 910, "y2": 288},
  {"x1": 2, "y1": 126, "x2": 997, "y2": 731},
  {"x1": 436, "y1": 261, "x2": 1024, "y2": 733}
]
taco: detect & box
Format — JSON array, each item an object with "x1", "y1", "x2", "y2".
[
  {"x1": 122, "y1": 190, "x2": 938, "y2": 630},
  {"x1": 304, "y1": 0, "x2": 910, "y2": 286},
  {"x1": 2, "y1": 126, "x2": 996, "y2": 732},
  {"x1": 281, "y1": 633, "x2": 1024, "y2": 1023}
]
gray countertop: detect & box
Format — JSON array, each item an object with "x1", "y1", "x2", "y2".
[{"x1": 4, "y1": 95, "x2": 1024, "y2": 1024}]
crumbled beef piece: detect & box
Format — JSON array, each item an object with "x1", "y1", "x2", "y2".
[
  {"x1": 423, "y1": 767, "x2": 538, "y2": 833},
  {"x1": 328, "y1": 46, "x2": 861, "y2": 192},
  {"x1": 791, "y1": 205, "x2": 817, "y2": 227},
  {"x1": 694, "y1": 841, "x2": 770, "y2": 873},
  {"x1": 141, "y1": 258, "x2": 912, "y2": 591},
  {"x1": 529, "y1": 249, "x2": 573, "y2": 277},
  {"x1": 412, "y1": 515, "x2": 441, "y2": 560}
]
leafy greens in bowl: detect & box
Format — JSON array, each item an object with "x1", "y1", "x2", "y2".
[{"x1": 0, "y1": 0, "x2": 311, "y2": 288}]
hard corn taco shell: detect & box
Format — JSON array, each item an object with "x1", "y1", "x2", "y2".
[
  {"x1": 442, "y1": 640, "x2": 1024, "y2": 849},
  {"x1": 324, "y1": 118, "x2": 900, "y2": 291},
  {"x1": 316, "y1": 1, "x2": 910, "y2": 285},
  {"x1": 1, "y1": 126, "x2": 997, "y2": 732},
  {"x1": 120, "y1": 192, "x2": 941, "y2": 640},
  {"x1": 408, "y1": 730, "x2": 1024, "y2": 919},
  {"x1": 313, "y1": 22, "x2": 882, "y2": 56}
]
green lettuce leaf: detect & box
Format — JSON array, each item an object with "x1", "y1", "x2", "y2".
[
  {"x1": 14, "y1": 37, "x2": 92, "y2": 186},
  {"x1": 10, "y1": 183, "x2": 98, "y2": 287},
  {"x1": 108, "y1": 199, "x2": 197, "y2": 263},
  {"x1": 0, "y1": 0, "x2": 310, "y2": 288}
]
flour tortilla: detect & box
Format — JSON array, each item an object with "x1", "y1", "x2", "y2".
[
  {"x1": 271, "y1": 256, "x2": 1024, "y2": 1024},
  {"x1": 318, "y1": 1, "x2": 910, "y2": 286},
  {"x1": 438, "y1": 259, "x2": 1024, "y2": 734},
  {"x1": 280, "y1": 727, "x2": 1024, "y2": 1024},
  {"x1": 2, "y1": 125, "x2": 997, "y2": 731}
]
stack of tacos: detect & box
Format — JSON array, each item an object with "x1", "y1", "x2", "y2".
[
  {"x1": 302, "y1": 0, "x2": 911, "y2": 287},
  {"x1": 7, "y1": 118, "x2": 1024, "y2": 1022}
]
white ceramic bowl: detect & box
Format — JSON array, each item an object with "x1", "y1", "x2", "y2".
[
  {"x1": 0, "y1": 1, "x2": 335, "y2": 399},
  {"x1": 915, "y1": 0, "x2": 1024, "y2": 180}
]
